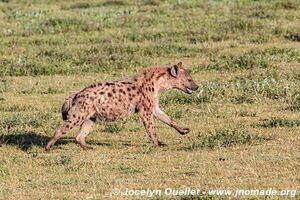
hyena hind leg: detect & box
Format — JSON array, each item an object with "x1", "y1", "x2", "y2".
[
  {"x1": 76, "y1": 118, "x2": 96, "y2": 150},
  {"x1": 45, "y1": 122, "x2": 75, "y2": 151},
  {"x1": 45, "y1": 129, "x2": 63, "y2": 151},
  {"x1": 45, "y1": 115, "x2": 87, "y2": 151}
]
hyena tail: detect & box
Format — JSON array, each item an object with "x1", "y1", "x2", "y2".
[{"x1": 61, "y1": 94, "x2": 76, "y2": 121}]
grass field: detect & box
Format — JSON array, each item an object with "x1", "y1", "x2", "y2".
[{"x1": 0, "y1": 0, "x2": 299, "y2": 199}]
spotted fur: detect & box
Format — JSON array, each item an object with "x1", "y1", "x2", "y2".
[{"x1": 45, "y1": 62, "x2": 199, "y2": 150}]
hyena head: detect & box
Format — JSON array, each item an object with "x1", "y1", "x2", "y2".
[{"x1": 166, "y1": 62, "x2": 199, "y2": 94}]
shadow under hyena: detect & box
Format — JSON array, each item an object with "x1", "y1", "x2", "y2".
[{"x1": 0, "y1": 132, "x2": 72, "y2": 151}]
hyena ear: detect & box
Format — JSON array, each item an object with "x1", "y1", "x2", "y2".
[{"x1": 170, "y1": 64, "x2": 180, "y2": 78}]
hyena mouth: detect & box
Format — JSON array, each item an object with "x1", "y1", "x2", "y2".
[{"x1": 186, "y1": 87, "x2": 194, "y2": 94}]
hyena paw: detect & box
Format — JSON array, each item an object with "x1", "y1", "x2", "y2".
[
  {"x1": 44, "y1": 147, "x2": 51, "y2": 152},
  {"x1": 178, "y1": 127, "x2": 190, "y2": 135},
  {"x1": 80, "y1": 144, "x2": 94, "y2": 150},
  {"x1": 157, "y1": 141, "x2": 167, "y2": 147}
]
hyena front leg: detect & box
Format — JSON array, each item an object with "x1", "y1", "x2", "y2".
[
  {"x1": 76, "y1": 118, "x2": 96, "y2": 150},
  {"x1": 139, "y1": 109, "x2": 165, "y2": 146},
  {"x1": 154, "y1": 107, "x2": 190, "y2": 135}
]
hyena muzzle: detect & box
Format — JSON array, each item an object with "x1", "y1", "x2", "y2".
[{"x1": 45, "y1": 62, "x2": 199, "y2": 151}]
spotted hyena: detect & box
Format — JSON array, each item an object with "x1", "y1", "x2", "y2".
[{"x1": 45, "y1": 62, "x2": 199, "y2": 151}]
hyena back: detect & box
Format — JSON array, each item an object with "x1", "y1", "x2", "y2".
[{"x1": 45, "y1": 62, "x2": 199, "y2": 151}]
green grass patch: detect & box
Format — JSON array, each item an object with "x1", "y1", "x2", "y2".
[
  {"x1": 186, "y1": 128, "x2": 271, "y2": 150},
  {"x1": 258, "y1": 118, "x2": 300, "y2": 128},
  {"x1": 103, "y1": 123, "x2": 124, "y2": 133},
  {"x1": 62, "y1": 1, "x2": 127, "y2": 10},
  {"x1": 0, "y1": 105, "x2": 38, "y2": 112},
  {"x1": 205, "y1": 48, "x2": 300, "y2": 71},
  {"x1": 286, "y1": 100, "x2": 300, "y2": 111},
  {"x1": 0, "y1": 112, "x2": 58, "y2": 131},
  {"x1": 236, "y1": 110, "x2": 257, "y2": 117},
  {"x1": 112, "y1": 163, "x2": 144, "y2": 174},
  {"x1": 285, "y1": 30, "x2": 300, "y2": 41}
]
